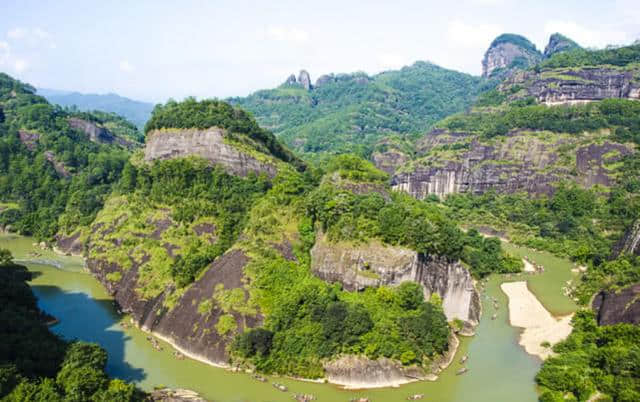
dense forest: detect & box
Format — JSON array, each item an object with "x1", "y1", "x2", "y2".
[
  {"x1": 0, "y1": 73, "x2": 138, "y2": 239},
  {"x1": 231, "y1": 62, "x2": 489, "y2": 157},
  {"x1": 0, "y1": 250, "x2": 143, "y2": 401}
]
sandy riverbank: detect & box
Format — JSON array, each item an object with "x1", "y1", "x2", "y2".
[{"x1": 500, "y1": 281, "x2": 572, "y2": 359}]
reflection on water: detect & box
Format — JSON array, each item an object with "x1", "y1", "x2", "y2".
[{"x1": 2, "y1": 234, "x2": 544, "y2": 402}]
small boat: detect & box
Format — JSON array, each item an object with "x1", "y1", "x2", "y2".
[
  {"x1": 407, "y1": 394, "x2": 424, "y2": 400},
  {"x1": 460, "y1": 355, "x2": 468, "y2": 364},
  {"x1": 350, "y1": 398, "x2": 370, "y2": 402},
  {"x1": 252, "y1": 374, "x2": 267, "y2": 382},
  {"x1": 456, "y1": 367, "x2": 469, "y2": 375},
  {"x1": 491, "y1": 313, "x2": 497, "y2": 320},
  {"x1": 272, "y1": 383, "x2": 288, "y2": 392},
  {"x1": 294, "y1": 394, "x2": 316, "y2": 402}
]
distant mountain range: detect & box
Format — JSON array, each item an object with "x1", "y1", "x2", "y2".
[{"x1": 37, "y1": 88, "x2": 154, "y2": 129}]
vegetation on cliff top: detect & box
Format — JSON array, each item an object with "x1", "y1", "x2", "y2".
[
  {"x1": 144, "y1": 97, "x2": 305, "y2": 171},
  {"x1": 0, "y1": 250, "x2": 143, "y2": 401},
  {"x1": 540, "y1": 42, "x2": 640, "y2": 69},
  {"x1": 489, "y1": 33, "x2": 541, "y2": 55}
]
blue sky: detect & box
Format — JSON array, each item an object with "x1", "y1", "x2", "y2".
[{"x1": 1, "y1": 0, "x2": 638, "y2": 102}]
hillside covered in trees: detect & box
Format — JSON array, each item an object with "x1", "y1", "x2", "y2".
[{"x1": 230, "y1": 62, "x2": 489, "y2": 157}]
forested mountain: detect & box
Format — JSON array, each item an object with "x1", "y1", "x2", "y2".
[
  {"x1": 2, "y1": 30, "x2": 640, "y2": 402},
  {"x1": 0, "y1": 73, "x2": 141, "y2": 239},
  {"x1": 38, "y1": 88, "x2": 154, "y2": 129},
  {"x1": 382, "y1": 38, "x2": 640, "y2": 401},
  {"x1": 230, "y1": 62, "x2": 489, "y2": 156}
]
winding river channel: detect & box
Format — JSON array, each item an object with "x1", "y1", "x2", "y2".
[{"x1": 1, "y1": 233, "x2": 579, "y2": 402}]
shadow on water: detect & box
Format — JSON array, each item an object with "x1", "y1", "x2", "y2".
[{"x1": 31, "y1": 284, "x2": 146, "y2": 383}]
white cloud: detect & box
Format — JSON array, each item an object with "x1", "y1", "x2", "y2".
[
  {"x1": 119, "y1": 60, "x2": 135, "y2": 72},
  {"x1": 13, "y1": 58, "x2": 28, "y2": 72},
  {"x1": 264, "y1": 25, "x2": 309, "y2": 44},
  {"x1": 7, "y1": 27, "x2": 27, "y2": 39},
  {"x1": 0, "y1": 41, "x2": 11, "y2": 66},
  {"x1": 543, "y1": 20, "x2": 630, "y2": 49},
  {"x1": 7, "y1": 27, "x2": 56, "y2": 49},
  {"x1": 447, "y1": 20, "x2": 503, "y2": 48}
]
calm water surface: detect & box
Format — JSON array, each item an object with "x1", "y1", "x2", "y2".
[{"x1": 2, "y1": 234, "x2": 570, "y2": 402}]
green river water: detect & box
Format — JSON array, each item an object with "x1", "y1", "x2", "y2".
[{"x1": 1, "y1": 234, "x2": 579, "y2": 402}]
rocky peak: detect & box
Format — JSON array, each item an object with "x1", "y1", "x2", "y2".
[
  {"x1": 482, "y1": 34, "x2": 542, "y2": 78},
  {"x1": 282, "y1": 70, "x2": 312, "y2": 90},
  {"x1": 544, "y1": 33, "x2": 581, "y2": 58},
  {"x1": 284, "y1": 74, "x2": 297, "y2": 86},
  {"x1": 297, "y1": 69, "x2": 312, "y2": 90}
]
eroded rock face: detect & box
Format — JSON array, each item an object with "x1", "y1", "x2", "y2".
[
  {"x1": 298, "y1": 70, "x2": 312, "y2": 90},
  {"x1": 323, "y1": 355, "x2": 427, "y2": 388},
  {"x1": 67, "y1": 117, "x2": 134, "y2": 148},
  {"x1": 144, "y1": 128, "x2": 277, "y2": 178},
  {"x1": 612, "y1": 220, "x2": 640, "y2": 257},
  {"x1": 87, "y1": 244, "x2": 260, "y2": 366},
  {"x1": 391, "y1": 130, "x2": 632, "y2": 199},
  {"x1": 310, "y1": 233, "x2": 480, "y2": 329},
  {"x1": 44, "y1": 151, "x2": 71, "y2": 178},
  {"x1": 18, "y1": 130, "x2": 40, "y2": 151},
  {"x1": 315, "y1": 74, "x2": 335, "y2": 87},
  {"x1": 371, "y1": 150, "x2": 410, "y2": 175},
  {"x1": 593, "y1": 283, "x2": 640, "y2": 325},
  {"x1": 482, "y1": 39, "x2": 542, "y2": 78},
  {"x1": 505, "y1": 67, "x2": 640, "y2": 105}
]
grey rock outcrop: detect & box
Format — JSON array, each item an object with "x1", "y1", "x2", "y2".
[
  {"x1": 482, "y1": 34, "x2": 542, "y2": 78},
  {"x1": 371, "y1": 150, "x2": 410, "y2": 175},
  {"x1": 612, "y1": 220, "x2": 640, "y2": 257},
  {"x1": 298, "y1": 70, "x2": 312, "y2": 90},
  {"x1": 323, "y1": 355, "x2": 428, "y2": 388},
  {"x1": 284, "y1": 74, "x2": 297, "y2": 86},
  {"x1": 87, "y1": 242, "x2": 260, "y2": 366},
  {"x1": 391, "y1": 130, "x2": 632, "y2": 199},
  {"x1": 310, "y1": 233, "x2": 480, "y2": 330},
  {"x1": 67, "y1": 117, "x2": 135, "y2": 148},
  {"x1": 504, "y1": 66, "x2": 640, "y2": 105},
  {"x1": 543, "y1": 33, "x2": 581, "y2": 58},
  {"x1": 144, "y1": 127, "x2": 277, "y2": 178},
  {"x1": 592, "y1": 283, "x2": 640, "y2": 325}
]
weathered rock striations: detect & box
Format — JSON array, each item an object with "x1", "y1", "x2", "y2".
[
  {"x1": 592, "y1": 283, "x2": 640, "y2": 325},
  {"x1": 503, "y1": 66, "x2": 640, "y2": 105},
  {"x1": 68, "y1": 117, "x2": 135, "y2": 148},
  {"x1": 482, "y1": 34, "x2": 542, "y2": 78},
  {"x1": 87, "y1": 221, "x2": 260, "y2": 366},
  {"x1": 144, "y1": 127, "x2": 277, "y2": 178},
  {"x1": 310, "y1": 233, "x2": 480, "y2": 331},
  {"x1": 298, "y1": 70, "x2": 312, "y2": 90},
  {"x1": 612, "y1": 219, "x2": 640, "y2": 257},
  {"x1": 391, "y1": 130, "x2": 632, "y2": 199}
]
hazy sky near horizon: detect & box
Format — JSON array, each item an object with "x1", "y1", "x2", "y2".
[{"x1": 1, "y1": 0, "x2": 639, "y2": 102}]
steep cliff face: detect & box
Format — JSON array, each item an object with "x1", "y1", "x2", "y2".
[
  {"x1": 68, "y1": 117, "x2": 135, "y2": 148},
  {"x1": 310, "y1": 233, "x2": 480, "y2": 329},
  {"x1": 144, "y1": 128, "x2": 277, "y2": 178},
  {"x1": 391, "y1": 129, "x2": 633, "y2": 199},
  {"x1": 482, "y1": 34, "x2": 542, "y2": 78},
  {"x1": 592, "y1": 283, "x2": 640, "y2": 325},
  {"x1": 503, "y1": 66, "x2": 640, "y2": 105},
  {"x1": 86, "y1": 214, "x2": 260, "y2": 366},
  {"x1": 613, "y1": 220, "x2": 640, "y2": 257},
  {"x1": 543, "y1": 33, "x2": 581, "y2": 58}
]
